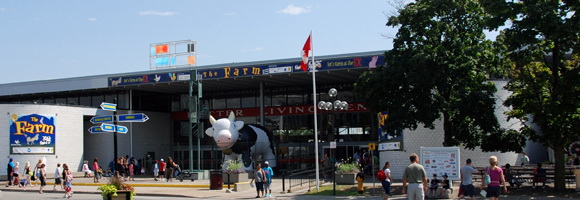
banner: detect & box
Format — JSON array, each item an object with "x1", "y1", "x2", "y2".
[
  {"x1": 420, "y1": 147, "x2": 460, "y2": 180},
  {"x1": 9, "y1": 114, "x2": 56, "y2": 154}
]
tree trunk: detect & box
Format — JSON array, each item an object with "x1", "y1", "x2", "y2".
[
  {"x1": 553, "y1": 146, "x2": 566, "y2": 191},
  {"x1": 442, "y1": 112, "x2": 453, "y2": 147}
]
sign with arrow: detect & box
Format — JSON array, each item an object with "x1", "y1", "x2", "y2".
[
  {"x1": 88, "y1": 126, "x2": 107, "y2": 134},
  {"x1": 117, "y1": 113, "x2": 149, "y2": 122},
  {"x1": 90, "y1": 115, "x2": 114, "y2": 124},
  {"x1": 116, "y1": 125, "x2": 128, "y2": 134},
  {"x1": 100, "y1": 102, "x2": 117, "y2": 111},
  {"x1": 100, "y1": 123, "x2": 116, "y2": 132}
]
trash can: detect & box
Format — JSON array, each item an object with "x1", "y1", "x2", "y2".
[{"x1": 210, "y1": 170, "x2": 223, "y2": 190}]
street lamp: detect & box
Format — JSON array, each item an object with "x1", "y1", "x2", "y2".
[{"x1": 317, "y1": 88, "x2": 348, "y2": 195}]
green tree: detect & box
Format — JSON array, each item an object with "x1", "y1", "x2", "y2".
[
  {"x1": 355, "y1": 0, "x2": 526, "y2": 151},
  {"x1": 482, "y1": 0, "x2": 580, "y2": 191}
]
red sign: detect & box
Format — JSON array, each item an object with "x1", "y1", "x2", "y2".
[{"x1": 171, "y1": 103, "x2": 369, "y2": 120}]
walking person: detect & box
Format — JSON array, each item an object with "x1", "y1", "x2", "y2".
[
  {"x1": 159, "y1": 158, "x2": 166, "y2": 181},
  {"x1": 38, "y1": 164, "x2": 47, "y2": 194},
  {"x1": 481, "y1": 156, "x2": 507, "y2": 200},
  {"x1": 12, "y1": 162, "x2": 20, "y2": 187},
  {"x1": 6, "y1": 158, "x2": 14, "y2": 187},
  {"x1": 62, "y1": 163, "x2": 73, "y2": 198},
  {"x1": 23, "y1": 161, "x2": 33, "y2": 188},
  {"x1": 251, "y1": 163, "x2": 266, "y2": 198},
  {"x1": 380, "y1": 162, "x2": 393, "y2": 200},
  {"x1": 53, "y1": 163, "x2": 63, "y2": 190},
  {"x1": 262, "y1": 161, "x2": 274, "y2": 197},
  {"x1": 153, "y1": 160, "x2": 159, "y2": 181},
  {"x1": 458, "y1": 158, "x2": 478, "y2": 200},
  {"x1": 165, "y1": 157, "x2": 174, "y2": 182},
  {"x1": 92, "y1": 158, "x2": 100, "y2": 183},
  {"x1": 402, "y1": 153, "x2": 427, "y2": 200},
  {"x1": 34, "y1": 159, "x2": 43, "y2": 186}
]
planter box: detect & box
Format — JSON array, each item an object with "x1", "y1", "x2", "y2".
[
  {"x1": 335, "y1": 173, "x2": 357, "y2": 185},
  {"x1": 105, "y1": 190, "x2": 132, "y2": 200},
  {"x1": 222, "y1": 173, "x2": 249, "y2": 184}
]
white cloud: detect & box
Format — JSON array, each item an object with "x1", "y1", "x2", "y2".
[
  {"x1": 139, "y1": 11, "x2": 177, "y2": 16},
  {"x1": 224, "y1": 12, "x2": 237, "y2": 16},
  {"x1": 241, "y1": 47, "x2": 264, "y2": 52},
  {"x1": 88, "y1": 18, "x2": 97, "y2": 21},
  {"x1": 277, "y1": 5, "x2": 311, "y2": 15}
]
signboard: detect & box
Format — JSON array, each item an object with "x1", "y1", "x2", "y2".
[
  {"x1": 100, "y1": 123, "x2": 116, "y2": 132},
  {"x1": 88, "y1": 126, "x2": 107, "y2": 134},
  {"x1": 116, "y1": 125, "x2": 128, "y2": 134},
  {"x1": 368, "y1": 142, "x2": 376, "y2": 150},
  {"x1": 90, "y1": 115, "x2": 114, "y2": 124},
  {"x1": 420, "y1": 147, "x2": 461, "y2": 181},
  {"x1": 100, "y1": 102, "x2": 117, "y2": 111},
  {"x1": 330, "y1": 141, "x2": 337, "y2": 149},
  {"x1": 108, "y1": 55, "x2": 385, "y2": 86},
  {"x1": 117, "y1": 113, "x2": 149, "y2": 122},
  {"x1": 9, "y1": 114, "x2": 55, "y2": 154},
  {"x1": 378, "y1": 142, "x2": 401, "y2": 151}
]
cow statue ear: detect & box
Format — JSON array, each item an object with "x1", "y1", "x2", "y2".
[
  {"x1": 205, "y1": 127, "x2": 215, "y2": 137},
  {"x1": 234, "y1": 121, "x2": 245, "y2": 131}
]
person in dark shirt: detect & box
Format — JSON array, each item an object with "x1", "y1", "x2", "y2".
[
  {"x1": 428, "y1": 174, "x2": 440, "y2": 198},
  {"x1": 440, "y1": 174, "x2": 451, "y2": 198}
]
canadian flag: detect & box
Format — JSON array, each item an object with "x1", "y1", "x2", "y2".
[{"x1": 301, "y1": 33, "x2": 312, "y2": 72}]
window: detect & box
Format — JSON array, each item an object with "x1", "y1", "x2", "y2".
[{"x1": 226, "y1": 97, "x2": 240, "y2": 109}]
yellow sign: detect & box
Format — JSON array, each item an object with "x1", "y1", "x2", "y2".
[{"x1": 368, "y1": 143, "x2": 376, "y2": 150}]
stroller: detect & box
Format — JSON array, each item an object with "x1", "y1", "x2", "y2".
[{"x1": 175, "y1": 165, "x2": 197, "y2": 182}]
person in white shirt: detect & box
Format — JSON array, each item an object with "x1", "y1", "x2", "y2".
[
  {"x1": 381, "y1": 162, "x2": 393, "y2": 200},
  {"x1": 53, "y1": 163, "x2": 63, "y2": 190},
  {"x1": 82, "y1": 160, "x2": 92, "y2": 178},
  {"x1": 459, "y1": 158, "x2": 479, "y2": 200}
]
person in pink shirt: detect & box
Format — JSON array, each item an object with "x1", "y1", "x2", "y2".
[
  {"x1": 481, "y1": 156, "x2": 507, "y2": 200},
  {"x1": 92, "y1": 158, "x2": 100, "y2": 183},
  {"x1": 129, "y1": 162, "x2": 135, "y2": 181}
]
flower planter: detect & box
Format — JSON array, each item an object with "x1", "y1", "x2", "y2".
[
  {"x1": 222, "y1": 173, "x2": 248, "y2": 184},
  {"x1": 335, "y1": 173, "x2": 357, "y2": 185},
  {"x1": 104, "y1": 190, "x2": 132, "y2": 200}
]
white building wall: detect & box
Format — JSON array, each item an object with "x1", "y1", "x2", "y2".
[
  {"x1": 1, "y1": 104, "x2": 171, "y2": 178},
  {"x1": 0, "y1": 104, "x2": 84, "y2": 177}
]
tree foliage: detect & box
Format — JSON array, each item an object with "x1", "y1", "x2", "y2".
[
  {"x1": 355, "y1": 0, "x2": 526, "y2": 152},
  {"x1": 481, "y1": 0, "x2": 580, "y2": 191}
]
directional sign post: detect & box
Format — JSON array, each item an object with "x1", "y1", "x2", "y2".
[
  {"x1": 117, "y1": 113, "x2": 149, "y2": 123},
  {"x1": 88, "y1": 126, "x2": 107, "y2": 134},
  {"x1": 100, "y1": 102, "x2": 117, "y2": 111},
  {"x1": 100, "y1": 123, "x2": 116, "y2": 132},
  {"x1": 90, "y1": 115, "x2": 114, "y2": 124}
]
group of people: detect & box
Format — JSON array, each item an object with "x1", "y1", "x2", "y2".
[
  {"x1": 375, "y1": 153, "x2": 509, "y2": 200},
  {"x1": 152, "y1": 157, "x2": 179, "y2": 182},
  {"x1": 6, "y1": 158, "x2": 74, "y2": 198},
  {"x1": 250, "y1": 161, "x2": 274, "y2": 198}
]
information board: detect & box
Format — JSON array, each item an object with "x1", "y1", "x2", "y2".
[{"x1": 420, "y1": 147, "x2": 460, "y2": 180}]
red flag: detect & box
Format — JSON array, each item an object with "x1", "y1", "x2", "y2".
[
  {"x1": 156, "y1": 44, "x2": 169, "y2": 54},
  {"x1": 301, "y1": 34, "x2": 312, "y2": 72}
]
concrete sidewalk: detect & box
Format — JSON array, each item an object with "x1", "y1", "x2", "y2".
[{"x1": 2, "y1": 176, "x2": 579, "y2": 199}]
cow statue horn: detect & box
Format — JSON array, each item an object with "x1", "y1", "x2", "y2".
[
  {"x1": 228, "y1": 112, "x2": 236, "y2": 121},
  {"x1": 209, "y1": 115, "x2": 216, "y2": 125}
]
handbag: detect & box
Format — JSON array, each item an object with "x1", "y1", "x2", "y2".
[{"x1": 484, "y1": 167, "x2": 491, "y2": 185}]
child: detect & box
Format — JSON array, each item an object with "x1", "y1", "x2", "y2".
[{"x1": 428, "y1": 174, "x2": 440, "y2": 198}]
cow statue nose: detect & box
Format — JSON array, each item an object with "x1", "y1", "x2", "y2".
[{"x1": 215, "y1": 131, "x2": 233, "y2": 148}]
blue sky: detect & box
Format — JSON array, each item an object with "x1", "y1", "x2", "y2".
[{"x1": 0, "y1": 1, "x2": 398, "y2": 84}]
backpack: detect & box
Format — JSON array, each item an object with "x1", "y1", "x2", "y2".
[{"x1": 377, "y1": 170, "x2": 387, "y2": 181}]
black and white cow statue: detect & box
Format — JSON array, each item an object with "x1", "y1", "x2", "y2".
[{"x1": 205, "y1": 112, "x2": 276, "y2": 171}]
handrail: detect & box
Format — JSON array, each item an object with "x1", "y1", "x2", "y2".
[{"x1": 282, "y1": 166, "x2": 334, "y2": 193}]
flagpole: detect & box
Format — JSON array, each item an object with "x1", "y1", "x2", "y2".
[{"x1": 310, "y1": 31, "x2": 320, "y2": 191}]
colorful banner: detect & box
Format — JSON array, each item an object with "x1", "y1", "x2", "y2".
[
  {"x1": 109, "y1": 72, "x2": 191, "y2": 86},
  {"x1": 108, "y1": 55, "x2": 384, "y2": 86},
  {"x1": 9, "y1": 114, "x2": 56, "y2": 154}
]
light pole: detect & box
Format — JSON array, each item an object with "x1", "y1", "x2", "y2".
[{"x1": 317, "y1": 88, "x2": 348, "y2": 195}]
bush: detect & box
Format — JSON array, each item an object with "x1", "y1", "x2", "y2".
[
  {"x1": 336, "y1": 159, "x2": 360, "y2": 174},
  {"x1": 97, "y1": 176, "x2": 136, "y2": 199},
  {"x1": 225, "y1": 159, "x2": 246, "y2": 174}
]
